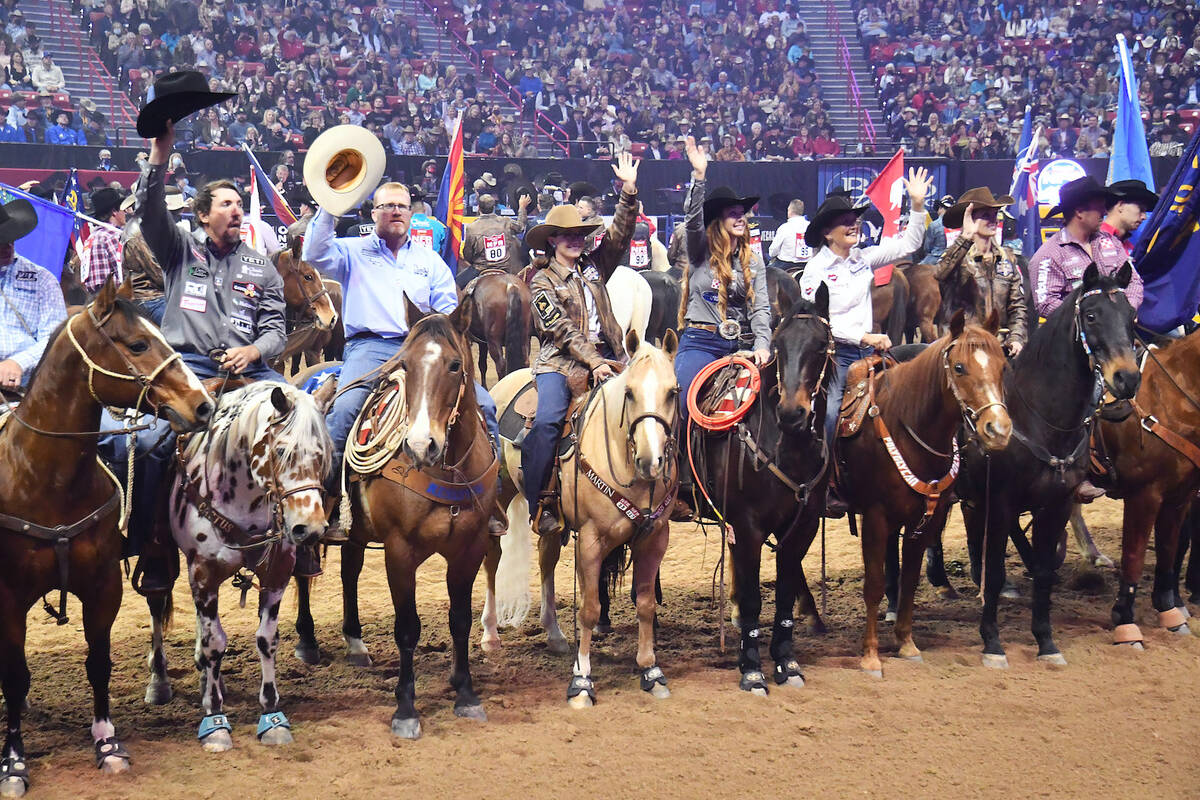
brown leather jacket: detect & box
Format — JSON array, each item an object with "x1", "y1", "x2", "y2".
[
  {"x1": 461, "y1": 209, "x2": 528, "y2": 274},
  {"x1": 935, "y1": 235, "x2": 1027, "y2": 347},
  {"x1": 530, "y1": 190, "x2": 638, "y2": 375}
]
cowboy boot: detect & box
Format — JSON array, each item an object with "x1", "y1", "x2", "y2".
[
  {"x1": 533, "y1": 492, "x2": 563, "y2": 538},
  {"x1": 823, "y1": 484, "x2": 849, "y2": 519},
  {"x1": 488, "y1": 499, "x2": 508, "y2": 536},
  {"x1": 320, "y1": 485, "x2": 349, "y2": 545}
]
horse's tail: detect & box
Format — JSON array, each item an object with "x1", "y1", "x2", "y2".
[
  {"x1": 601, "y1": 543, "x2": 629, "y2": 596},
  {"x1": 503, "y1": 281, "x2": 529, "y2": 375},
  {"x1": 494, "y1": 494, "x2": 533, "y2": 627},
  {"x1": 886, "y1": 273, "x2": 909, "y2": 345}
]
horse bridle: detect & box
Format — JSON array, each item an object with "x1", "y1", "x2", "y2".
[
  {"x1": 940, "y1": 339, "x2": 1008, "y2": 437},
  {"x1": 773, "y1": 313, "x2": 836, "y2": 434},
  {"x1": 292, "y1": 271, "x2": 332, "y2": 318},
  {"x1": 1074, "y1": 286, "x2": 1129, "y2": 399},
  {"x1": 67, "y1": 305, "x2": 183, "y2": 416}
]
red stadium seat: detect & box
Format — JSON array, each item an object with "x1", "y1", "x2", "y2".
[
  {"x1": 1181, "y1": 122, "x2": 1196, "y2": 135},
  {"x1": 336, "y1": 79, "x2": 348, "y2": 92},
  {"x1": 1179, "y1": 109, "x2": 1200, "y2": 122},
  {"x1": 630, "y1": 142, "x2": 647, "y2": 156},
  {"x1": 335, "y1": 66, "x2": 350, "y2": 78},
  {"x1": 385, "y1": 94, "x2": 400, "y2": 106},
  {"x1": 0, "y1": 89, "x2": 11, "y2": 104}
]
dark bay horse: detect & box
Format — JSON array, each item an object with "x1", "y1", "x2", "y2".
[
  {"x1": 0, "y1": 277, "x2": 212, "y2": 797},
  {"x1": 838, "y1": 310, "x2": 1012, "y2": 676},
  {"x1": 691, "y1": 285, "x2": 835, "y2": 693},
  {"x1": 459, "y1": 269, "x2": 531, "y2": 383},
  {"x1": 956, "y1": 264, "x2": 1139, "y2": 668},
  {"x1": 272, "y1": 243, "x2": 342, "y2": 374}
]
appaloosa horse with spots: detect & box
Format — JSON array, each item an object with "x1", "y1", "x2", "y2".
[
  {"x1": 0, "y1": 277, "x2": 212, "y2": 798},
  {"x1": 144, "y1": 382, "x2": 331, "y2": 752}
]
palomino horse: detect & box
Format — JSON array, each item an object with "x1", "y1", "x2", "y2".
[
  {"x1": 272, "y1": 242, "x2": 342, "y2": 373},
  {"x1": 838, "y1": 310, "x2": 1012, "y2": 676},
  {"x1": 339, "y1": 298, "x2": 497, "y2": 738},
  {"x1": 144, "y1": 382, "x2": 331, "y2": 752},
  {"x1": 459, "y1": 268, "x2": 532, "y2": 383},
  {"x1": 1087, "y1": 329, "x2": 1200, "y2": 645},
  {"x1": 690, "y1": 285, "x2": 835, "y2": 693},
  {"x1": 956, "y1": 264, "x2": 1139, "y2": 667},
  {"x1": 483, "y1": 329, "x2": 679, "y2": 705},
  {"x1": 0, "y1": 276, "x2": 212, "y2": 797}
]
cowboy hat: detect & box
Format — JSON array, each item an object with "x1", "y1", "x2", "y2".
[
  {"x1": 137, "y1": 70, "x2": 236, "y2": 138},
  {"x1": 805, "y1": 195, "x2": 869, "y2": 248},
  {"x1": 90, "y1": 187, "x2": 126, "y2": 219},
  {"x1": 0, "y1": 198, "x2": 38, "y2": 244},
  {"x1": 703, "y1": 185, "x2": 759, "y2": 227},
  {"x1": 1047, "y1": 175, "x2": 1110, "y2": 219},
  {"x1": 480, "y1": 172, "x2": 497, "y2": 187},
  {"x1": 943, "y1": 186, "x2": 1015, "y2": 229},
  {"x1": 525, "y1": 204, "x2": 603, "y2": 251},
  {"x1": 303, "y1": 124, "x2": 387, "y2": 216},
  {"x1": 1106, "y1": 179, "x2": 1158, "y2": 210}
]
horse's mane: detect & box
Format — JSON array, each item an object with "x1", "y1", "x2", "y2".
[
  {"x1": 884, "y1": 326, "x2": 994, "y2": 424},
  {"x1": 201, "y1": 382, "x2": 331, "y2": 479},
  {"x1": 24, "y1": 296, "x2": 146, "y2": 395}
]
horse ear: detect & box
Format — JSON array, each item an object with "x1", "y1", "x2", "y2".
[
  {"x1": 290, "y1": 235, "x2": 304, "y2": 259},
  {"x1": 92, "y1": 272, "x2": 117, "y2": 317},
  {"x1": 1082, "y1": 262, "x2": 1101, "y2": 291},
  {"x1": 404, "y1": 294, "x2": 427, "y2": 328},
  {"x1": 662, "y1": 327, "x2": 678, "y2": 357},
  {"x1": 814, "y1": 281, "x2": 830, "y2": 319},
  {"x1": 776, "y1": 282, "x2": 794, "y2": 318},
  {"x1": 625, "y1": 326, "x2": 641, "y2": 356},
  {"x1": 270, "y1": 386, "x2": 293, "y2": 416},
  {"x1": 449, "y1": 296, "x2": 472, "y2": 334},
  {"x1": 117, "y1": 271, "x2": 135, "y2": 300},
  {"x1": 1115, "y1": 260, "x2": 1133, "y2": 289},
  {"x1": 949, "y1": 309, "x2": 966, "y2": 340},
  {"x1": 984, "y1": 307, "x2": 1000, "y2": 335}
]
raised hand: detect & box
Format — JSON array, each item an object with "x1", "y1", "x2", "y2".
[
  {"x1": 903, "y1": 165, "x2": 934, "y2": 210},
  {"x1": 149, "y1": 118, "x2": 176, "y2": 166},
  {"x1": 960, "y1": 202, "x2": 978, "y2": 237},
  {"x1": 685, "y1": 135, "x2": 707, "y2": 180},
  {"x1": 611, "y1": 151, "x2": 639, "y2": 192}
]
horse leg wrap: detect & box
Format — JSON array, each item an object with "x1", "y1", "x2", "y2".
[
  {"x1": 256, "y1": 712, "x2": 291, "y2": 739},
  {"x1": 738, "y1": 670, "x2": 769, "y2": 694},
  {"x1": 0, "y1": 754, "x2": 28, "y2": 791},
  {"x1": 94, "y1": 737, "x2": 130, "y2": 768},
  {"x1": 197, "y1": 713, "x2": 232, "y2": 740},
  {"x1": 773, "y1": 659, "x2": 805, "y2": 685},
  {"x1": 566, "y1": 675, "x2": 595, "y2": 702},
  {"x1": 1158, "y1": 607, "x2": 1188, "y2": 631},
  {"x1": 639, "y1": 666, "x2": 667, "y2": 693},
  {"x1": 1112, "y1": 623, "x2": 1143, "y2": 645}
]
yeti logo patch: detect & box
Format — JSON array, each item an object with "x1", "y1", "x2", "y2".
[{"x1": 533, "y1": 291, "x2": 562, "y2": 326}]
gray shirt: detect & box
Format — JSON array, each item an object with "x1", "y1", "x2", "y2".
[
  {"x1": 683, "y1": 179, "x2": 771, "y2": 352},
  {"x1": 138, "y1": 164, "x2": 287, "y2": 361}
]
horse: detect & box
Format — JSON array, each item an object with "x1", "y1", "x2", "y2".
[
  {"x1": 272, "y1": 242, "x2": 342, "y2": 374},
  {"x1": 956, "y1": 264, "x2": 1139, "y2": 668},
  {"x1": 1084, "y1": 329, "x2": 1200, "y2": 645},
  {"x1": 899, "y1": 261, "x2": 941, "y2": 343},
  {"x1": 607, "y1": 265, "x2": 652, "y2": 340},
  {"x1": 482, "y1": 328, "x2": 679, "y2": 706},
  {"x1": 337, "y1": 297, "x2": 497, "y2": 738},
  {"x1": 837, "y1": 310, "x2": 1012, "y2": 676},
  {"x1": 0, "y1": 276, "x2": 213, "y2": 797},
  {"x1": 642, "y1": 270, "x2": 680, "y2": 347},
  {"x1": 689, "y1": 284, "x2": 835, "y2": 693},
  {"x1": 870, "y1": 267, "x2": 910, "y2": 346},
  {"x1": 766, "y1": 265, "x2": 803, "y2": 329},
  {"x1": 459, "y1": 269, "x2": 532, "y2": 383}
]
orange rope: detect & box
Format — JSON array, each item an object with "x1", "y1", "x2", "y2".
[{"x1": 685, "y1": 355, "x2": 761, "y2": 432}]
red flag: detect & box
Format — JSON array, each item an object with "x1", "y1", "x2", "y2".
[{"x1": 864, "y1": 149, "x2": 905, "y2": 238}]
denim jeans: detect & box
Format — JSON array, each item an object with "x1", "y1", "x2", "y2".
[
  {"x1": 138, "y1": 296, "x2": 166, "y2": 326},
  {"x1": 673, "y1": 326, "x2": 740, "y2": 429},
  {"x1": 825, "y1": 342, "x2": 874, "y2": 441},
  {"x1": 520, "y1": 371, "x2": 572, "y2": 509}
]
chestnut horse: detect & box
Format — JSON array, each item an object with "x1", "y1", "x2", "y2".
[
  {"x1": 0, "y1": 277, "x2": 212, "y2": 797},
  {"x1": 272, "y1": 243, "x2": 342, "y2": 373},
  {"x1": 340, "y1": 298, "x2": 497, "y2": 738},
  {"x1": 838, "y1": 310, "x2": 1012, "y2": 676},
  {"x1": 458, "y1": 269, "x2": 531, "y2": 383},
  {"x1": 900, "y1": 261, "x2": 941, "y2": 343}
]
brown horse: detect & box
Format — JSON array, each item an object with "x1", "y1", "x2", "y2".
[
  {"x1": 341, "y1": 297, "x2": 497, "y2": 738},
  {"x1": 837, "y1": 311, "x2": 1011, "y2": 676},
  {"x1": 1091, "y1": 331, "x2": 1200, "y2": 645},
  {"x1": 900, "y1": 261, "x2": 941, "y2": 343},
  {"x1": 459, "y1": 269, "x2": 531, "y2": 383},
  {"x1": 272, "y1": 242, "x2": 342, "y2": 374},
  {"x1": 0, "y1": 276, "x2": 212, "y2": 797},
  {"x1": 870, "y1": 267, "x2": 910, "y2": 345}
]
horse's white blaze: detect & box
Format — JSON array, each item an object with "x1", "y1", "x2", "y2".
[
  {"x1": 972, "y1": 349, "x2": 1004, "y2": 408},
  {"x1": 406, "y1": 342, "x2": 443, "y2": 448},
  {"x1": 973, "y1": 349, "x2": 990, "y2": 370},
  {"x1": 141, "y1": 316, "x2": 206, "y2": 395},
  {"x1": 636, "y1": 367, "x2": 663, "y2": 465}
]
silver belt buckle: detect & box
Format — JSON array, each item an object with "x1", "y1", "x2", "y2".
[{"x1": 718, "y1": 320, "x2": 740, "y2": 340}]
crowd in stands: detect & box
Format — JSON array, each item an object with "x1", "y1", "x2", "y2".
[{"x1": 858, "y1": 0, "x2": 1200, "y2": 159}]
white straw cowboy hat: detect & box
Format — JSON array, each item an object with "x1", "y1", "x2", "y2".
[{"x1": 303, "y1": 125, "x2": 387, "y2": 216}]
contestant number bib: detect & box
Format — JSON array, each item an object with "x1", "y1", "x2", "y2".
[
  {"x1": 411, "y1": 228, "x2": 434, "y2": 249},
  {"x1": 630, "y1": 240, "x2": 649, "y2": 267},
  {"x1": 794, "y1": 233, "x2": 813, "y2": 261},
  {"x1": 484, "y1": 234, "x2": 506, "y2": 262}
]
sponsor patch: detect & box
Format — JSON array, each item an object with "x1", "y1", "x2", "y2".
[
  {"x1": 232, "y1": 280, "x2": 261, "y2": 300},
  {"x1": 357, "y1": 223, "x2": 376, "y2": 236},
  {"x1": 231, "y1": 314, "x2": 254, "y2": 334},
  {"x1": 214, "y1": 275, "x2": 223, "y2": 288},
  {"x1": 180, "y1": 295, "x2": 207, "y2": 313},
  {"x1": 241, "y1": 254, "x2": 266, "y2": 267},
  {"x1": 582, "y1": 265, "x2": 600, "y2": 282},
  {"x1": 190, "y1": 265, "x2": 209, "y2": 279},
  {"x1": 702, "y1": 290, "x2": 719, "y2": 303},
  {"x1": 533, "y1": 291, "x2": 563, "y2": 326},
  {"x1": 411, "y1": 227, "x2": 435, "y2": 249},
  {"x1": 184, "y1": 281, "x2": 207, "y2": 297},
  {"x1": 996, "y1": 260, "x2": 1015, "y2": 278},
  {"x1": 240, "y1": 265, "x2": 265, "y2": 278},
  {"x1": 15, "y1": 269, "x2": 35, "y2": 281}
]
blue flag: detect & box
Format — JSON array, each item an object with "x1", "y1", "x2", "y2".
[
  {"x1": 1008, "y1": 107, "x2": 1040, "y2": 257},
  {"x1": 1131, "y1": 128, "x2": 1200, "y2": 333},
  {"x1": 0, "y1": 184, "x2": 75, "y2": 279},
  {"x1": 1107, "y1": 34, "x2": 1154, "y2": 193}
]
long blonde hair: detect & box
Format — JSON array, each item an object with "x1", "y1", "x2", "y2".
[{"x1": 678, "y1": 219, "x2": 755, "y2": 327}]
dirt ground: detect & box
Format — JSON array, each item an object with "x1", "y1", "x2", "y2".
[{"x1": 11, "y1": 497, "x2": 1200, "y2": 800}]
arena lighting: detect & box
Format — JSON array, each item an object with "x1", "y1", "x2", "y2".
[{"x1": 1036, "y1": 158, "x2": 1087, "y2": 206}]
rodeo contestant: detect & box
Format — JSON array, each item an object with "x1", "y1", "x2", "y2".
[
  {"x1": 1101, "y1": 179, "x2": 1159, "y2": 256},
  {"x1": 935, "y1": 187, "x2": 1027, "y2": 357},
  {"x1": 458, "y1": 191, "x2": 530, "y2": 288},
  {"x1": 300, "y1": 126, "x2": 504, "y2": 535},
  {"x1": 523, "y1": 152, "x2": 640, "y2": 537},
  {"x1": 1030, "y1": 176, "x2": 1144, "y2": 319},
  {"x1": 768, "y1": 198, "x2": 811, "y2": 273},
  {"x1": 0, "y1": 196, "x2": 67, "y2": 392}
]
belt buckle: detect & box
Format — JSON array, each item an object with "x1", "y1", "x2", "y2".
[{"x1": 718, "y1": 320, "x2": 740, "y2": 340}]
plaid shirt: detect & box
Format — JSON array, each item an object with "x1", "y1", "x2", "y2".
[
  {"x1": 1029, "y1": 226, "x2": 1144, "y2": 318},
  {"x1": 394, "y1": 138, "x2": 426, "y2": 156},
  {"x1": 0, "y1": 255, "x2": 68, "y2": 383},
  {"x1": 80, "y1": 225, "x2": 123, "y2": 293}
]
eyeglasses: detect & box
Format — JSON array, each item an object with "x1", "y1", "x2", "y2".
[{"x1": 374, "y1": 202, "x2": 411, "y2": 212}]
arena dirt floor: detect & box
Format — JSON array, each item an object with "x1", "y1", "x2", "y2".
[{"x1": 13, "y1": 497, "x2": 1200, "y2": 799}]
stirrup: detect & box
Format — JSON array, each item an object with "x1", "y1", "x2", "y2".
[
  {"x1": 256, "y1": 711, "x2": 291, "y2": 739},
  {"x1": 197, "y1": 713, "x2": 232, "y2": 740}
]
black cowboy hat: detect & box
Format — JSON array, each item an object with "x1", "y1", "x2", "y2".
[
  {"x1": 568, "y1": 180, "x2": 599, "y2": 200},
  {"x1": 805, "y1": 195, "x2": 868, "y2": 248},
  {"x1": 1047, "y1": 175, "x2": 1111, "y2": 219},
  {"x1": 90, "y1": 187, "x2": 126, "y2": 220},
  {"x1": 703, "y1": 185, "x2": 759, "y2": 227},
  {"x1": 1106, "y1": 179, "x2": 1159, "y2": 210},
  {"x1": 943, "y1": 186, "x2": 1014, "y2": 229},
  {"x1": 137, "y1": 70, "x2": 237, "y2": 138},
  {"x1": 0, "y1": 198, "x2": 38, "y2": 244}
]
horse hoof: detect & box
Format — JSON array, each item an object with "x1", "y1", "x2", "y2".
[
  {"x1": 884, "y1": 610, "x2": 897, "y2": 623},
  {"x1": 934, "y1": 584, "x2": 959, "y2": 600},
  {"x1": 259, "y1": 727, "x2": 293, "y2": 746},
  {"x1": 293, "y1": 643, "x2": 320, "y2": 666},
  {"x1": 144, "y1": 680, "x2": 173, "y2": 706},
  {"x1": 345, "y1": 651, "x2": 372, "y2": 668},
  {"x1": 899, "y1": 653, "x2": 923, "y2": 663},
  {"x1": 862, "y1": 668, "x2": 883, "y2": 679},
  {"x1": 1093, "y1": 554, "x2": 1115, "y2": 569},
  {"x1": 454, "y1": 704, "x2": 488, "y2": 721},
  {"x1": 1113, "y1": 640, "x2": 1145, "y2": 651},
  {"x1": 200, "y1": 730, "x2": 233, "y2": 753},
  {"x1": 390, "y1": 717, "x2": 421, "y2": 740},
  {"x1": 480, "y1": 637, "x2": 502, "y2": 654},
  {"x1": 981, "y1": 653, "x2": 1009, "y2": 669},
  {"x1": 649, "y1": 683, "x2": 671, "y2": 699},
  {"x1": 1037, "y1": 652, "x2": 1068, "y2": 666},
  {"x1": 546, "y1": 636, "x2": 571, "y2": 655},
  {"x1": 1169, "y1": 622, "x2": 1191, "y2": 636},
  {"x1": 567, "y1": 693, "x2": 594, "y2": 709},
  {"x1": 99, "y1": 755, "x2": 131, "y2": 775},
  {"x1": 1000, "y1": 582, "x2": 1020, "y2": 600},
  {"x1": 0, "y1": 777, "x2": 26, "y2": 798},
  {"x1": 592, "y1": 623, "x2": 613, "y2": 636}
]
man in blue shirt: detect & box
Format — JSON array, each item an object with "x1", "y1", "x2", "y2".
[
  {"x1": 407, "y1": 187, "x2": 448, "y2": 254},
  {"x1": 44, "y1": 110, "x2": 82, "y2": 145},
  {"x1": 303, "y1": 181, "x2": 504, "y2": 534},
  {"x1": 0, "y1": 197, "x2": 67, "y2": 391}
]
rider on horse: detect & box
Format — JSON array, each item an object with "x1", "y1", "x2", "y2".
[
  {"x1": 523, "y1": 152, "x2": 640, "y2": 538},
  {"x1": 458, "y1": 192, "x2": 530, "y2": 288},
  {"x1": 935, "y1": 187, "x2": 1028, "y2": 357},
  {"x1": 0, "y1": 197, "x2": 66, "y2": 394},
  {"x1": 302, "y1": 180, "x2": 504, "y2": 536}
]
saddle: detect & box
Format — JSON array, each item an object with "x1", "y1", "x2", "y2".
[
  {"x1": 838, "y1": 354, "x2": 895, "y2": 437},
  {"x1": 499, "y1": 361, "x2": 624, "y2": 451}
]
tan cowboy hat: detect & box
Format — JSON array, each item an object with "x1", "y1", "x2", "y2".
[
  {"x1": 303, "y1": 124, "x2": 386, "y2": 216},
  {"x1": 943, "y1": 186, "x2": 1015, "y2": 229},
  {"x1": 525, "y1": 205, "x2": 603, "y2": 251}
]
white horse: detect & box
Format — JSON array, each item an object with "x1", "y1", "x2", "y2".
[
  {"x1": 144, "y1": 382, "x2": 331, "y2": 752},
  {"x1": 607, "y1": 265, "x2": 652, "y2": 341}
]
